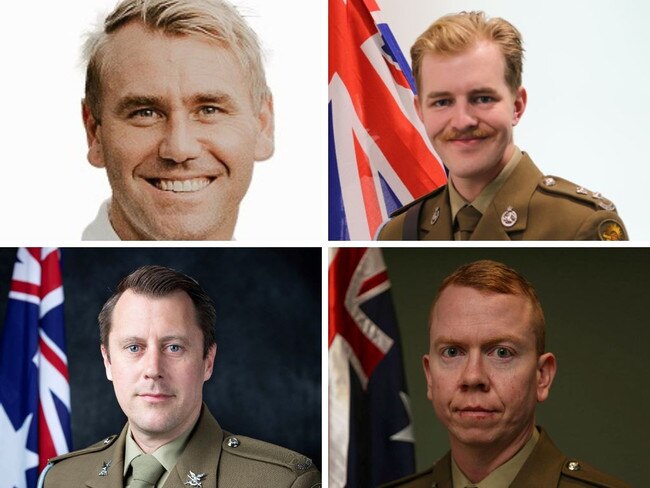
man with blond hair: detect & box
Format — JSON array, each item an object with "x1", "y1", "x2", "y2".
[
  {"x1": 81, "y1": 0, "x2": 274, "y2": 240},
  {"x1": 382, "y1": 260, "x2": 630, "y2": 487},
  {"x1": 378, "y1": 12, "x2": 627, "y2": 241},
  {"x1": 37, "y1": 265, "x2": 320, "y2": 487}
]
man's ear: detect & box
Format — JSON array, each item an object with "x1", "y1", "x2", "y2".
[
  {"x1": 82, "y1": 100, "x2": 106, "y2": 168},
  {"x1": 414, "y1": 95, "x2": 424, "y2": 123},
  {"x1": 253, "y1": 94, "x2": 275, "y2": 161},
  {"x1": 100, "y1": 344, "x2": 113, "y2": 381},
  {"x1": 512, "y1": 86, "x2": 527, "y2": 127},
  {"x1": 536, "y1": 352, "x2": 557, "y2": 403}
]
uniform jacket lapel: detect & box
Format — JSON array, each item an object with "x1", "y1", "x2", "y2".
[
  {"x1": 85, "y1": 425, "x2": 128, "y2": 488},
  {"x1": 420, "y1": 188, "x2": 454, "y2": 240},
  {"x1": 510, "y1": 428, "x2": 564, "y2": 487},
  {"x1": 162, "y1": 406, "x2": 223, "y2": 488},
  {"x1": 430, "y1": 452, "x2": 453, "y2": 488},
  {"x1": 472, "y1": 153, "x2": 543, "y2": 240}
]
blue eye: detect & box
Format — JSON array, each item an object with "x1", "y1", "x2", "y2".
[
  {"x1": 131, "y1": 108, "x2": 156, "y2": 118},
  {"x1": 493, "y1": 347, "x2": 513, "y2": 358},
  {"x1": 442, "y1": 346, "x2": 460, "y2": 358},
  {"x1": 168, "y1": 344, "x2": 182, "y2": 353},
  {"x1": 475, "y1": 96, "x2": 494, "y2": 104},
  {"x1": 127, "y1": 345, "x2": 140, "y2": 353}
]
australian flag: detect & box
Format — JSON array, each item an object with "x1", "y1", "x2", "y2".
[
  {"x1": 329, "y1": 0, "x2": 447, "y2": 240},
  {"x1": 329, "y1": 248, "x2": 415, "y2": 487},
  {"x1": 0, "y1": 248, "x2": 71, "y2": 488}
]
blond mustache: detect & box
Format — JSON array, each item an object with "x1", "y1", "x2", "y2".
[{"x1": 442, "y1": 128, "x2": 495, "y2": 141}]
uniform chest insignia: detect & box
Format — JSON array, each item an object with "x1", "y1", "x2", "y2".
[
  {"x1": 98, "y1": 461, "x2": 111, "y2": 476},
  {"x1": 430, "y1": 206, "x2": 440, "y2": 226},
  {"x1": 599, "y1": 220, "x2": 625, "y2": 241},
  {"x1": 184, "y1": 471, "x2": 207, "y2": 487},
  {"x1": 501, "y1": 206, "x2": 518, "y2": 228}
]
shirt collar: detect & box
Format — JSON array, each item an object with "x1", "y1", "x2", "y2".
[
  {"x1": 451, "y1": 426, "x2": 540, "y2": 488},
  {"x1": 124, "y1": 422, "x2": 196, "y2": 483},
  {"x1": 449, "y1": 146, "x2": 523, "y2": 221}
]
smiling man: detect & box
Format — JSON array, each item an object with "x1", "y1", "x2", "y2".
[
  {"x1": 382, "y1": 260, "x2": 629, "y2": 487},
  {"x1": 38, "y1": 265, "x2": 320, "y2": 487},
  {"x1": 378, "y1": 12, "x2": 627, "y2": 240},
  {"x1": 81, "y1": 0, "x2": 274, "y2": 240}
]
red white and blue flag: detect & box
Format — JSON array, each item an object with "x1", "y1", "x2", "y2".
[
  {"x1": 0, "y1": 248, "x2": 71, "y2": 488},
  {"x1": 329, "y1": 248, "x2": 415, "y2": 487},
  {"x1": 329, "y1": 0, "x2": 447, "y2": 240}
]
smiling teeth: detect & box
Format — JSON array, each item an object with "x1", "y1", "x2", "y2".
[{"x1": 156, "y1": 178, "x2": 211, "y2": 192}]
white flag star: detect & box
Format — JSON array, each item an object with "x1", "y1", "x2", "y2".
[{"x1": 0, "y1": 405, "x2": 39, "y2": 488}]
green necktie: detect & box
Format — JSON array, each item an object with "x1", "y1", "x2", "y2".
[
  {"x1": 456, "y1": 205, "x2": 482, "y2": 240},
  {"x1": 130, "y1": 454, "x2": 165, "y2": 488}
]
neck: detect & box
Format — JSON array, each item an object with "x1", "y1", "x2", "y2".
[
  {"x1": 450, "y1": 422, "x2": 534, "y2": 483},
  {"x1": 130, "y1": 405, "x2": 201, "y2": 454},
  {"x1": 449, "y1": 145, "x2": 515, "y2": 202}
]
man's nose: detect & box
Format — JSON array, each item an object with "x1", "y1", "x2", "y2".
[
  {"x1": 158, "y1": 117, "x2": 202, "y2": 163},
  {"x1": 450, "y1": 100, "x2": 478, "y2": 131},
  {"x1": 143, "y1": 348, "x2": 163, "y2": 379},
  {"x1": 459, "y1": 352, "x2": 489, "y2": 391}
]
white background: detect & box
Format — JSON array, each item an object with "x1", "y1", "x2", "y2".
[
  {"x1": 0, "y1": 0, "x2": 325, "y2": 242},
  {"x1": 377, "y1": 0, "x2": 650, "y2": 239}
]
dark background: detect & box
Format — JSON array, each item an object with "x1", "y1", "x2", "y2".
[
  {"x1": 0, "y1": 247, "x2": 321, "y2": 469},
  {"x1": 382, "y1": 247, "x2": 649, "y2": 487}
]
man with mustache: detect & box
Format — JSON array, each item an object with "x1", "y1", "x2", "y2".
[
  {"x1": 38, "y1": 265, "x2": 320, "y2": 487},
  {"x1": 81, "y1": 0, "x2": 274, "y2": 240},
  {"x1": 377, "y1": 12, "x2": 627, "y2": 240},
  {"x1": 382, "y1": 260, "x2": 630, "y2": 487}
]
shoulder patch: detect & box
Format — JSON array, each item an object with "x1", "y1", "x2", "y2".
[
  {"x1": 48, "y1": 435, "x2": 118, "y2": 464},
  {"x1": 222, "y1": 434, "x2": 314, "y2": 475},
  {"x1": 538, "y1": 176, "x2": 617, "y2": 211},
  {"x1": 598, "y1": 219, "x2": 626, "y2": 241},
  {"x1": 389, "y1": 185, "x2": 446, "y2": 218},
  {"x1": 561, "y1": 459, "x2": 631, "y2": 487}
]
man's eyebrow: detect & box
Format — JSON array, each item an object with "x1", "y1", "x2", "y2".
[
  {"x1": 189, "y1": 91, "x2": 237, "y2": 109},
  {"x1": 468, "y1": 87, "x2": 500, "y2": 95},
  {"x1": 425, "y1": 91, "x2": 453, "y2": 100},
  {"x1": 433, "y1": 334, "x2": 525, "y2": 348},
  {"x1": 115, "y1": 95, "x2": 165, "y2": 115}
]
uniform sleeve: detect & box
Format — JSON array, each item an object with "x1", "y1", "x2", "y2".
[
  {"x1": 574, "y1": 211, "x2": 628, "y2": 241},
  {"x1": 290, "y1": 468, "x2": 321, "y2": 488}
]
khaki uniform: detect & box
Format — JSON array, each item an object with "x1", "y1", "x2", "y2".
[
  {"x1": 39, "y1": 405, "x2": 320, "y2": 488},
  {"x1": 380, "y1": 428, "x2": 631, "y2": 488},
  {"x1": 377, "y1": 154, "x2": 628, "y2": 241}
]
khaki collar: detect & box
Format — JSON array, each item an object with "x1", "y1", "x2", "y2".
[
  {"x1": 451, "y1": 427, "x2": 540, "y2": 488},
  {"x1": 449, "y1": 146, "x2": 523, "y2": 221}
]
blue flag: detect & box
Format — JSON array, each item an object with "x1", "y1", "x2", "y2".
[{"x1": 0, "y1": 248, "x2": 71, "y2": 488}]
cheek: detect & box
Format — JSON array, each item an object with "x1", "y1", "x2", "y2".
[{"x1": 204, "y1": 121, "x2": 258, "y2": 164}]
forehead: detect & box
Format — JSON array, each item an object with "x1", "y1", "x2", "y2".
[
  {"x1": 430, "y1": 285, "x2": 534, "y2": 342},
  {"x1": 110, "y1": 289, "x2": 199, "y2": 335},
  {"x1": 99, "y1": 21, "x2": 251, "y2": 106},
  {"x1": 419, "y1": 40, "x2": 508, "y2": 94}
]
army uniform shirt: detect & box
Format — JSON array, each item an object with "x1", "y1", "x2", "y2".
[
  {"x1": 38, "y1": 404, "x2": 320, "y2": 488},
  {"x1": 380, "y1": 428, "x2": 631, "y2": 488},
  {"x1": 377, "y1": 150, "x2": 628, "y2": 241}
]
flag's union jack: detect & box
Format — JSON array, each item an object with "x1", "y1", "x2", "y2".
[
  {"x1": 329, "y1": 0, "x2": 447, "y2": 240},
  {"x1": 0, "y1": 248, "x2": 71, "y2": 488},
  {"x1": 329, "y1": 248, "x2": 414, "y2": 487}
]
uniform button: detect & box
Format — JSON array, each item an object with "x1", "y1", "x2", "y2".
[
  {"x1": 567, "y1": 461, "x2": 581, "y2": 471},
  {"x1": 227, "y1": 437, "x2": 240, "y2": 448}
]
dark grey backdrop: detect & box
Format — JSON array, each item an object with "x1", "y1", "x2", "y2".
[
  {"x1": 0, "y1": 248, "x2": 321, "y2": 468},
  {"x1": 383, "y1": 247, "x2": 649, "y2": 487}
]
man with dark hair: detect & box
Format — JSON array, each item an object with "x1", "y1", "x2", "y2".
[
  {"x1": 378, "y1": 12, "x2": 627, "y2": 240},
  {"x1": 383, "y1": 260, "x2": 629, "y2": 487},
  {"x1": 39, "y1": 265, "x2": 320, "y2": 487}
]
